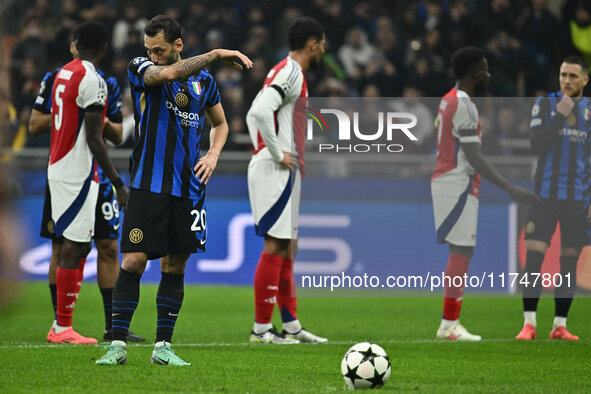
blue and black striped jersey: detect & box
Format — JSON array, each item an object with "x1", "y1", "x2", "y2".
[
  {"x1": 34, "y1": 68, "x2": 123, "y2": 186},
  {"x1": 530, "y1": 92, "x2": 591, "y2": 200},
  {"x1": 127, "y1": 56, "x2": 221, "y2": 199}
]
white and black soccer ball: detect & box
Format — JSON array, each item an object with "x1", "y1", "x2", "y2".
[{"x1": 341, "y1": 342, "x2": 391, "y2": 389}]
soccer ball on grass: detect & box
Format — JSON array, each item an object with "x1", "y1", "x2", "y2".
[{"x1": 341, "y1": 342, "x2": 391, "y2": 389}]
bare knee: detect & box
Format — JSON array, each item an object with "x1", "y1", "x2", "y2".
[
  {"x1": 59, "y1": 240, "x2": 91, "y2": 269},
  {"x1": 161, "y1": 254, "x2": 189, "y2": 275},
  {"x1": 48, "y1": 241, "x2": 63, "y2": 282},
  {"x1": 449, "y1": 244, "x2": 474, "y2": 260},
  {"x1": 121, "y1": 252, "x2": 148, "y2": 274},
  {"x1": 263, "y1": 236, "x2": 291, "y2": 259},
  {"x1": 95, "y1": 238, "x2": 119, "y2": 266}
]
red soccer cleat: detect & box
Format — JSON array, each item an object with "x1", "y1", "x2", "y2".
[
  {"x1": 47, "y1": 327, "x2": 98, "y2": 344},
  {"x1": 516, "y1": 323, "x2": 537, "y2": 340},
  {"x1": 549, "y1": 326, "x2": 579, "y2": 341}
]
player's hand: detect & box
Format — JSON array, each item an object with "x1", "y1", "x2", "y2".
[
  {"x1": 280, "y1": 151, "x2": 299, "y2": 173},
  {"x1": 115, "y1": 185, "x2": 129, "y2": 210},
  {"x1": 556, "y1": 94, "x2": 575, "y2": 117},
  {"x1": 216, "y1": 49, "x2": 253, "y2": 70},
  {"x1": 194, "y1": 152, "x2": 219, "y2": 185},
  {"x1": 587, "y1": 204, "x2": 591, "y2": 222},
  {"x1": 507, "y1": 185, "x2": 540, "y2": 204}
]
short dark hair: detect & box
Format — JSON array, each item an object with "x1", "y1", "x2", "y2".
[
  {"x1": 288, "y1": 17, "x2": 324, "y2": 51},
  {"x1": 145, "y1": 15, "x2": 182, "y2": 43},
  {"x1": 451, "y1": 46, "x2": 485, "y2": 79},
  {"x1": 74, "y1": 21, "x2": 108, "y2": 52},
  {"x1": 563, "y1": 55, "x2": 589, "y2": 75}
]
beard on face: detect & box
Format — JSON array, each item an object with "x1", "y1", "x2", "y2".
[{"x1": 309, "y1": 54, "x2": 321, "y2": 70}]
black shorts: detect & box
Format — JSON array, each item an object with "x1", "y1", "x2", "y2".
[
  {"x1": 40, "y1": 181, "x2": 120, "y2": 242},
  {"x1": 524, "y1": 198, "x2": 588, "y2": 248},
  {"x1": 120, "y1": 188, "x2": 206, "y2": 260}
]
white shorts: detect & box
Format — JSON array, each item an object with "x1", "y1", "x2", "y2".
[
  {"x1": 248, "y1": 158, "x2": 301, "y2": 240},
  {"x1": 48, "y1": 179, "x2": 99, "y2": 243},
  {"x1": 431, "y1": 181, "x2": 479, "y2": 247}
]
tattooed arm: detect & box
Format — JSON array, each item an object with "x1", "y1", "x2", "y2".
[{"x1": 143, "y1": 49, "x2": 253, "y2": 86}]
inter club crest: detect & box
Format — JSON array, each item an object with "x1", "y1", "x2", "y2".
[{"x1": 175, "y1": 89, "x2": 189, "y2": 107}]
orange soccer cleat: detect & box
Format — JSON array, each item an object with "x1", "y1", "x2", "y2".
[
  {"x1": 549, "y1": 326, "x2": 579, "y2": 341},
  {"x1": 516, "y1": 323, "x2": 537, "y2": 340},
  {"x1": 47, "y1": 327, "x2": 98, "y2": 344}
]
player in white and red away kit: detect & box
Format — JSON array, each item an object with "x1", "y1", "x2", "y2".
[
  {"x1": 47, "y1": 21, "x2": 128, "y2": 344},
  {"x1": 246, "y1": 17, "x2": 327, "y2": 344},
  {"x1": 432, "y1": 47, "x2": 538, "y2": 341}
]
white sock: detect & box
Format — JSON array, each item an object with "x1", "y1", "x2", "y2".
[
  {"x1": 112, "y1": 340, "x2": 126, "y2": 347},
  {"x1": 54, "y1": 325, "x2": 71, "y2": 334},
  {"x1": 440, "y1": 318, "x2": 457, "y2": 331},
  {"x1": 154, "y1": 341, "x2": 170, "y2": 348},
  {"x1": 253, "y1": 322, "x2": 272, "y2": 335},
  {"x1": 282, "y1": 320, "x2": 302, "y2": 334},
  {"x1": 51, "y1": 320, "x2": 57, "y2": 330},
  {"x1": 524, "y1": 312, "x2": 537, "y2": 328},
  {"x1": 553, "y1": 316, "x2": 567, "y2": 330}
]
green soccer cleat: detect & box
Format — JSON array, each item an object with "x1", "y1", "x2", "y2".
[
  {"x1": 151, "y1": 342, "x2": 191, "y2": 366},
  {"x1": 95, "y1": 344, "x2": 127, "y2": 365}
]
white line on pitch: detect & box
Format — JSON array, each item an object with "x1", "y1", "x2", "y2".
[{"x1": 0, "y1": 338, "x2": 532, "y2": 349}]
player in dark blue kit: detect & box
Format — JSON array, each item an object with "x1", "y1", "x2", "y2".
[
  {"x1": 516, "y1": 56, "x2": 591, "y2": 341},
  {"x1": 29, "y1": 35, "x2": 144, "y2": 343},
  {"x1": 96, "y1": 15, "x2": 253, "y2": 366}
]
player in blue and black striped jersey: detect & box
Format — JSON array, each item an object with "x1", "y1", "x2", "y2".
[
  {"x1": 29, "y1": 35, "x2": 144, "y2": 343},
  {"x1": 96, "y1": 15, "x2": 253, "y2": 366},
  {"x1": 517, "y1": 56, "x2": 591, "y2": 341}
]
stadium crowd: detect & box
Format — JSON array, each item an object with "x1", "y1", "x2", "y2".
[{"x1": 1, "y1": 0, "x2": 590, "y2": 153}]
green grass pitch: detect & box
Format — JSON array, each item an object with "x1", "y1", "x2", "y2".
[{"x1": 1, "y1": 282, "x2": 590, "y2": 392}]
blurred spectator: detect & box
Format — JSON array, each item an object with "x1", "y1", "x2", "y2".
[
  {"x1": 562, "y1": 0, "x2": 591, "y2": 68},
  {"x1": 516, "y1": 0, "x2": 560, "y2": 95},
  {"x1": 475, "y1": 0, "x2": 517, "y2": 46},
  {"x1": 242, "y1": 25, "x2": 274, "y2": 64},
  {"x1": 242, "y1": 57, "x2": 268, "y2": 107},
  {"x1": 117, "y1": 28, "x2": 144, "y2": 60},
  {"x1": 362, "y1": 84, "x2": 380, "y2": 98},
  {"x1": 352, "y1": 1, "x2": 378, "y2": 33},
  {"x1": 183, "y1": 2, "x2": 209, "y2": 36},
  {"x1": 420, "y1": 0, "x2": 444, "y2": 32},
  {"x1": 12, "y1": 56, "x2": 41, "y2": 114},
  {"x1": 10, "y1": 17, "x2": 49, "y2": 107},
  {"x1": 111, "y1": 1, "x2": 147, "y2": 53},
  {"x1": 439, "y1": 0, "x2": 473, "y2": 52},
  {"x1": 372, "y1": 16, "x2": 405, "y2": 96},
  {"x1": 485, "y1": 31, "x2": 524, "y2": 96},
  {"x1": 313, "y1": 0, "x2": 350, "y2": 49},
  {"x1": 48, "y1": 1, "x2": 79, "y2": 70},
  {"x1": 182, "y1": 31, "x2": 203, "y2": 59},
  {"x1": 388, "y1": 86, "x2": 434, "y2": 153},
  {"x1": 1, "y1": 0, "x2": 589, "y2": 154},
  {"x1": 338, "y1": 27, "x2": 383, "y2": 93},
  {"x1": 0, "y1": 90, "x2": 20, "y2": 149},
  {"x1": 405, "y1": 29, "x2": 447, "y2": 95},
  {"x1": 315, "y1": 77, "x2": 349, "y2": 97}
]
